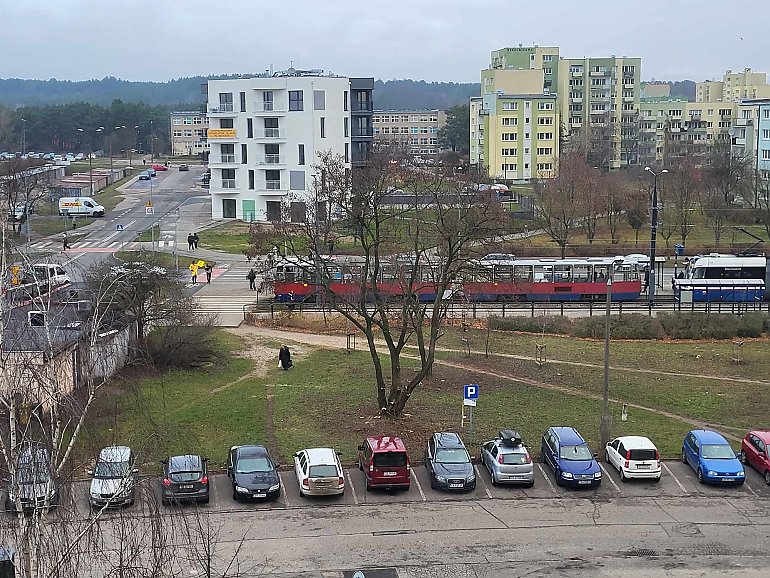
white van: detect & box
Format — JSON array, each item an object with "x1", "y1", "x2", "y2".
[
  {"x1": 58, "y1": 197, "x2": 105, "y2": 217},
  {"x1": 30, "y1": 264, "x2": 70, "y2": 287}
]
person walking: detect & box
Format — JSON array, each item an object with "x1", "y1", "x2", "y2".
[
  {"x1": 189, "y1": 261, "x2": 199, "y2": 284},
  {"x1": 246, "y1": 268, "x2": 257, "y2": 291},
  {"x1": 192, "y1": 232, "x2": 199, "y2": 250},
  {"x1": 62, "y1": 232, "x2": 70, "y2": 251},
  {"x1": 187, "y1": 233, "x2": 195, "y2": 251},
  {"x1": 278, "y1": 345, "x2": 293, "y2": 371},
  {"x1": 204, "y1": 262, "x2": 213, "y2": 284}
]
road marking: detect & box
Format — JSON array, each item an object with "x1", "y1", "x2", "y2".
[
  {"x1": 410, "y1": 469, "x2": 427, "y2": 502},
  {"x1": 345, "y1": 471, "x2": 359, "y2": 505},
  {"x1": 744, "y1": 481, "x2": 758, "y2": 496},
  {"x1": 474, "y1": 464, "x2": 492, "y2": 499},
  {"x1": 63, "y1": 252, "x2": 88, "y2": 265},
  {"x1": 600, "y1": 463, "x2": 621, "y2": 493},
  {"x1": 278, "y1": 472, "x2": 290, "y2": 507},
  {"x1": 662, "y1": 462, "x2": 688, "y2": 493},
  {"x1": 536, "y1": 463, "x2": 558, "y2": 494}
]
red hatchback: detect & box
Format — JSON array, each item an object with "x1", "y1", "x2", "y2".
[
  {"x1": 152, "y1": 164, "x2": 168, "y2": 171},
  {"x1": 357, "y1": 436, "x2": 411, "y2": 491},
  {"x1": 741, "y1": 431, "x2": 770, "y2": 484}
]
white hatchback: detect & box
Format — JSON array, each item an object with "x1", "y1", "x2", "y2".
[
  {"x1": 605, "y1": 436, "x2": 661, "y2": 482},
  {"x1": 293, "y1": 448, "x2": 345, "y2": 497}
]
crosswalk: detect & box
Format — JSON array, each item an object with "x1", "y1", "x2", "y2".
[
  {"x1": 29, "y1": 238, "x2": 128, "y2": 251},
  {"x1": 194, "y1": 295, "x2": 261, "y2": 327},
  {"x1": 216, "y1": 261, "x2": 266, "y2": 282}
]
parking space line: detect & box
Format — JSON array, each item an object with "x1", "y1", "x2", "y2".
[
  {"x1": 536, "y1": 463, "x2": 557, "y2": 495},
  {"x1": 744, "y1": 481, "x2": 758, "y2": 497},
  {"x1": 599, "y1": 463, "x2": 621, "y2": 493},
  {"x1": 474, "y1": 465, "x2": 492, "y2": 499},
  {"x1": 662, "y1": 463, "x2": 688, "y2": 493},
  {"x1": 411, "y1": 469, "x2": 427, "y2": 502},
  {"x1": 345, "y1": 471, "x2": 359, "y2": 505},
  {"x1": 279, "y1": 473, "x2": 290, "y2": 507}
]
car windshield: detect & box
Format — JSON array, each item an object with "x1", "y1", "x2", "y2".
[
  {"x1": 236, "y1": 456, "x2": 273, "y2": 474},
  {"x1": 170, "y1": 471, "x2": 202, "y2": 483},
  {"x1": 701, "y1": 444, "x2": 736, "y2": 459},
  {"x1": 94, "y1": 461, "x2": 131, "y2": 479},
  {"x1": 309, "y1": 465, "x2": 338, "y2": 478},
  {"x1": 17, "y1": 465, "x2": 50, "y2": 485},
  {"x1": 373, "y1": 452, "x2": 407, "y2": 468},
  {"x1": 629, "y1": 449, "x2": 657, "y2": 461},
  {"x1": 501, "y1": 452, "x2": 529, "y2": 465},
  {"x1": 559, "y1": 445, "x2": 593, "y2": 461},
  {"x1": 435, "y1": 448, "x2": 470, "y2": 464}
]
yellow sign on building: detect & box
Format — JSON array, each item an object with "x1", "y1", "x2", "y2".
[{"x1": 207, "y1": 128, "x2": 237, "y2": 139}]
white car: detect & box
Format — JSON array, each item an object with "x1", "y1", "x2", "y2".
[
  {"x1": 293, "y1": 448, "x2": 345, "y2": 497},
  {"x1": 605, "y1": 436, "x2": 661, "y2": 482}
]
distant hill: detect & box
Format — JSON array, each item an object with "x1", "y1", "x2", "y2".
[
  {"x1": 0, "y1": 75, "x2": 480, "y2": 111},
  {"x1": 644, "y1": 79, "x2": 697, "y2": 101}
]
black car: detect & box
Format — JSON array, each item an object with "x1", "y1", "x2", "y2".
[
  {"x1": 227, "y1": 445, "x2": 281, "y2": 501},
  {"x1": 4, "y1": 443, "x2": 59, "y2": 511},
  {"x1": 161, "y1": 454, "x2": 209, "y2": 505},
  {"x1": 425, "y1": 432, "x2": 476, "y2": 491}
]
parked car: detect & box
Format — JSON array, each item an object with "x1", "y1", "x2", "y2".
[
  {"x1": 88, "y1": 446, "x2": 138, "y2": 508},
  {"x1": 682, "y1": 430, "x2": 745, "y2": 485},
  {"x1": 357, "y1": 436, "x2": 410, "y2": 491},
  {"x1": 152, "y1": 164, "x2": 168, "y2": 171},
  {"x1": 138, "y1": 170, "x2": 151, "y2": 180},
  {"x1": 227, "y1": 445, "x2": 280, "y2": 501},
  {"x1": 741, "y1": 431, "x2": 770, "y2": 484},
  {"x1": 4, "y1": 443, "x2": 59, "y2": 511},
  {"x1": 541, "y1": 427, "x2": 602, "y2": 488},
  {"x1": 161, "y1": 454, "x2": 209, "y2": 504},
  {"x1": 147, "y1": 167, "x2": 157, "y2": 177},
  {"x1": 480, "y1": 430, "x2": 534, "y2": 487},
  {"x1": 7, "y1": 201, "x2": 33, "y2": 223},
  {"x1": 178, "y1": 163, "x2": 189, "y2": 171},
  {"x1": 605, "y1": 436, "x2": 661, "y2": 482},
  {"x1": 74, "y1": 153, "x2": 84, "y2": 160},
  {"x1": 424, "y1": 432, "x2": 475, "y2": 491},
  {"x1": 294, "y1": 448, "x2": 344, "y2": 497}
]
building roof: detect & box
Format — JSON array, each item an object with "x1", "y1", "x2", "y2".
[{"x1": 1, "y1": 301, "x2": 88, "y2": 353}]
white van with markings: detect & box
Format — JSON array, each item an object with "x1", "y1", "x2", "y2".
[{"x1": 58, "y1": 197, "x2": 105, "y2": 217}]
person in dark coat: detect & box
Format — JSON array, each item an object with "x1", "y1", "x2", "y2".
[
  {"x1": 246, "y1": 268, "x2": 257, "y2": 290},
  {"x1": 204, "y1": 262, "x2": 213, "y2": 284},
  {"x1": 192, "y1": 232, "x2": 199, "y2": 250},
  {"x1": 187, "y1": 233, "x2": 195, "y2": 251},
  {"x1": 278, "y1": 345, "x2": 292, "y2": 370}
]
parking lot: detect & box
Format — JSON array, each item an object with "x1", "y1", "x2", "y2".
[{"x1": 65, "y1": 458, "x2": 770, "y2": 518}]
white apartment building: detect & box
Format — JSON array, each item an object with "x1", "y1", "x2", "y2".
[{"x1": 206, "y1": 71, "x2": 373, "y2": 221}]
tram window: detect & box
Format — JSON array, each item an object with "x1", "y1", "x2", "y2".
[
  {"x1": 554, "y1": 265, "x2": 571, "y2": 282},
  {"x1": 613, "y1": 266, "x2": 629, "y2": 282},
  {"x1": 284, "y1": 266, "x2": 296, "y2": 283},
  {"x1": 473, "y1": 266, "x2": 492, "y2": 282},
  {"x1": 594, "y1": 265, "x2": 610, "y2": 281},
  {"x1": 494, "y1": 265, "x2": 513, "y2": 282},
  {"x1": 381, "y1": 265, "x2": 397, "y2": 281},
  {"x1": 421, "y1": 266, "x2": 439, "y2": 283},
  {"x1": 534, "y1": 265, "x2": 553, "y2": 282},
  {"x1": 514, "y1": 265, "x2": 533, "y2": 282},
  {"x1": 573, "y1": 264, "x2": 590, "y2": 282}
]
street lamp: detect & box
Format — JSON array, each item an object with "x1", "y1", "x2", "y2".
[
  {"x1": 644, "y1": 166, "x2": 668, "y2": 306},
  {"x1": 109, "y1": 125, "x2": 126, "y2": 177},
  {"x1": 21, "y1": 118, "x2": 26, "y2": 156},
  {"x1": 150, "y1": 119, "x2": 155, "y2": 161},
  {"x1": 77, "y1": 126, "x2": 104, "y2": 196}
]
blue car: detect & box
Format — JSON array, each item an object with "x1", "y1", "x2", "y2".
[
  {"x1": 541, "y1": 427, "x2": 602, "y2": 488},
  {"x1": 682, "y1": 430, "x2": 745, "y2": 485}
]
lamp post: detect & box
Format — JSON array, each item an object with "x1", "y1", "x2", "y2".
[
  {"x1": 600, "y1": 272, "x2": 613, "y2": 455},
  {"x1": 77, "y1": 126, "x2": 104, "y2": 196},
  {"x1": 150, "y1": 119, "x2": 155, "y2": 161},
  {"x1": 109, "y1": 125, "x2": 126, "y2": 177},
  {"x1": 21, "y1": 118, "x2": 26, "y2": 156},
  {"x1": 644, "y1": 166, "x2": 668, "y2": 306}
]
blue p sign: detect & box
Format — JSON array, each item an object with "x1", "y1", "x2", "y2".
[{"x1": 464, "y1": 384, "x2": 479, "y2": 399}]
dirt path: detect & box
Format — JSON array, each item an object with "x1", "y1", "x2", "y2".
[{"x1": 241, "y1": 327, "x2": 746, "y2": 441}]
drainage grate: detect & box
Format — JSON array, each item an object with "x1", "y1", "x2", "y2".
[{"x1": 627, "y1": 548, "x2": 659, "y2": 557}]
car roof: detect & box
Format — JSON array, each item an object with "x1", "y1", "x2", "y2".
[
  {"x1": 235, "y1": 445, "x2": 269, "y2": 458},
  {"x1": 550, "y1": 427, "x2": 586, "y2": 445},
  {"x1": 749, "y1": 431, "x2": 770, "y2": 443},
  {"x1": 168, "y1": 454, "x2": 202, "y2": 472},
  {"x1": 615, "y1": 436, "x2": 657, "y2": 449},
  {"x1": 492, "y1": 439, "x2": 529, "y2": 453},
  {"x1": 303, "y1": 448, "x2": 338, "y2": 463},
  {"x1": 98, "y1": 445, "x2": 132, "y2": 462},
  {"x1": 365, "y1": 436, "x2": 407, "y2": 452},
  {"x1": 690, "y1": 429, "x2": 730, "y2": 444},
  {"x1": 434, "y1": 432, "x2": 465, "y2": 449}
]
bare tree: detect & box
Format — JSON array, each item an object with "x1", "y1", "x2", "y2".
[
  {"x1": 748, "y1": 171, "x2": 770, "y2": 243},
  {"x1": 701, "y1": 141, "x2": 750, "y2": 246},
  {"x1": 603, "y1": 172, "x2": 628, "y2": 245},
  {"x1": 0, "y1": 157, "x2": 48, "y2": 237},
  {"x1": 666, "y1": 158, "x2": 700, "y2": 244}
]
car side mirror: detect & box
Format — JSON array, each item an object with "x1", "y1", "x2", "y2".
[
  {"x1": 336, "y1": 452, "x2": 342, "y2": 457},
  {"x1": 86, "y1": 469, "x2": 94, "y2": 477},
  {"x1": 593, "y1": 453, "x2": 599, "y2": 459},
  {"x1": 203, "y1": 457, "x2": 209, "y2": 462},
  {"x1": 132, "y1": 468, "x2": 139, "y2": 474},
  {"x1": 357, "y1": 444, "x2": 365, "y2": 452},
  {"x1": 158, "y1": 460, "x2": 166, "y2": 465},
  {"x1": 293, "y1": 452, "x2": 300, "y2": 458}
]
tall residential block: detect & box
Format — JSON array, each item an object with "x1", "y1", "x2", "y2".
[
  {"x1": 372, "y1": 109, "x2": 446, "y2": 159},
  {"x1": 697, "y1": 69, "x2": 770, "y2": 103},
  {"x1": 732, "y1": 99, "x2": 770, "y2": 178},
  {"x1": 170, "y1": 111, "x2": 210, "y2": 157},
  {"x1": 205, "y1": 69, "x2": 373, "y2": 221}
]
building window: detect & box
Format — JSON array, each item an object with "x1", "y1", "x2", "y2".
[
  {"x1": 193, "y1": 117, "x2": 202, "y2": 124},
  {"x1": 429, "y1": 126, "x2": 437, "y2": 134},
  {"x1": 762, "y1": 129, "x2": 770, "y2": 140},
  {"x1": 290, "y1": 170, "x2": 306, "y2": 191},
  {"x1": 537, "y1": 102, "x2": 554, "y2": 110},
  {"x1": 218, "y1": 93, "x2": 234, "y2": 111},
  {"x1": 501, "y1": 133, "x2": 517, "y2": 141},
  {"x1": 240, "y1": 91, "x2": 246, "y2": 113},
  {"x1": 320, "y1": 117, "x2": 326, "y2": 138},
  {"x1": 344, "y1": 117, "x2": 349, "y2": 138},
  {"x1": 419, "y1": 127, "x2": 429, "y2": 134},
  {"x1": 501, "y1": 163, "x2": 517, "y2": 171},
  {"x1": 241, "y1": 144, "x2": 248, "y2": 164},
  {"x1": 411, "y1": 127, "x2": 419, "y2": 134},
  {"x1": 344, "y1": 143, "x2": 349, "y2": 164},
  {"x1": 298, "y1": 144, "x2": 305, "y2": 165},
  {"x1": 503, "y1": 102, "x2": 518, "y2": 111},
  {"x1": 537, "y1": 117, "x2": 554, "y2": 125},
  {"x1": 289, "y1": 90, "x2": 303, "y2": 111},
  {"x1": 344, "y1": 90, "x2": 348, "y2": 111},
  {"x1": 537, "y1": 132, "x2": 553, "y2": 140},
  {"x1": 172, "y1": 118, "x2": 182, "y2": 125},
  {"x1": 183, "y1": 129, "x2": 192, "y2": 137},
  {"x1": 248, "y1": 170, "x2": 254, "y2": 190},
  {"x1": 313, "y1": 90, "x2": 326, "y2": 110},
  {"x1": 763, "y1": 149, "x2": 770, "y2": 160},
  {"x1": 222, "y1": 168, "x2": 236, "y2": 188},
  {"x1": 172, "y1": 130, "x2": 182, "y2": 137},
  {"x1": 247, "y1": 118, "x2": 253, "y2": 139},
  {"x1": 501, "y1": 117, "x2": 517, "y2": 126},
  {"x1": 543, "y1": 54, "x2": 553, "y2": 62},
  {"x1": 501, "y1": 148, "x2": 517, "y2": 156},
  {"x1": 220, "y1": 118, "x2": 234, "y2": 129},
  {"x1": 183, "y1": 117, "x2": 193, "y2": 125},
  {"x1": 401, "y1": 127, "x2": 409, "y2": 134},
  {"x1": 537, "y1": 147, "x2": 553, "y2": 155},
  {"x1": 543, "y1": 67, "x2": 553, "y2": 75}
]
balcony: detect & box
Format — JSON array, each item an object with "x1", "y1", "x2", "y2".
[
  {"x1": 623, "y1": 70, "x2": 635, "y2": 77},
  {"x1": 256, "y1": 128, "x2": 285, "y2": 140},
  {"x1": 590, "y1": 69, "x2": 611, "y2": 77},
  {"x1": 253, "y1": 101, "x2": 288, "y2": 114},
  {"x1": 623, "y1": 96, "x2": 635, "y2": 103},
  {"x1": 479, "y1": 108, "x2": 490, "y2": 115},
  {"x1": 352, "y1": 126, "x2": 374, "y2": 137},
  {"x1": 668, "y1": 127, "x2": 681, "y2": 133},
  {"x1": 735, "y1": 118, "x2": 754, "y2": 127},
  {"x1": 571, "y1": 97, "x2": 583, "y2": 103},
  {"x1": 352, "y1": 101, "x2": 374, "y2": 112},
  {"x1": 221, "y1": 179, "x2": 236, "y2": 189},
  {"x1": 208, "y1": 103, "x2": 235, "y2": 114},
  {"x1": 256, "y1": 154, "x2": 285, "y2": 166},
  {"x1": 570, "y1": 70, "x2": 583, "y2": 77},
  {"x1": 264, "y1": 180, "x2": 285, "y2": 191}
]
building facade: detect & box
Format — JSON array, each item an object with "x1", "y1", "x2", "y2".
[
  {"x1": 206, "y1": 70, "x2": 373, "y2": 221},
  {"x1": 732, "y1": 99, "x2": 770, "y2": 179},
  {"x1": 170, "y1": 111, "x2": 210, "y2": 157},
  {"x1": 372, "y1": 109, "x2": 446, "y2": 158},
  {"x1": 696, "y1": 69, "x2": 770, "y2": 103}
]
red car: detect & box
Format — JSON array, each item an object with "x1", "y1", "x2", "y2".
[
  {"x1": 740, "y1": 431, "x2": 770, "y2": 484},
  {"x1": 152, "y1": 164, "x2": 168, "y2": 171},
  {"x1": 357, "y1": 436, "x2": 410, "y2": 491}
]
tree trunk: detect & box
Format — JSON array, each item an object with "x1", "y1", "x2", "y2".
[{"x1": 559, "y1": 242, "x2": 567, "y2": 259}]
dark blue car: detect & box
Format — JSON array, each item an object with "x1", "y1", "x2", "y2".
[
  {"x1": 682, "y1": 430, "x2": 745, "y2": 485},
  {"x1": 541, "y1": 427, "x2": 602, "y2": 488}
]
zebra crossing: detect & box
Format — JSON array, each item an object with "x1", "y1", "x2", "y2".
[
  {"x1": 194, "y1": 294, "x2": 259, "y2": 327},
  {"x1": 29, "y1": 238, "x2": 128, "y2": 251},
  {"x1": 215, "y1": 260, "x2": 268, "y2": 283}
]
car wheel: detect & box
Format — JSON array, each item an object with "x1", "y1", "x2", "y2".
[
  {"x1": 765, "y1": 471, "x2": 770, "y2": 486},
  {"x1": 682, "y1": 448, "x2": 687, "y2": 464},
  {"x1": 429, "y1": 474, "x2": 437, "y2": 490},
  {"x1": 490, "y1": 470, "x2": 498, "y2": 487},
  {"x1": 524, "y1": 481, "x2": 535, "y2": 488},
  {"x1": 232, "y1": 487, "x2": 239, "y2": 501},
  {"x1": 358, "y1": 459, "x2": 364, "y2": 471},
  {"x1": 605, "y1": 450, "x2": 610, "y2": 463},
  {"x1": 740, "y1": 450, "x2": 747, "y2": 464},
  {"x1": 697, "y1": 468, "x2": 704, "y2": 484},
  {"x1": 653, "y1": 476, "x2": 661, "y2": 483},
  {"x1": 200, "y1": 496, "x2": 210, "y2": 505},
  {"x1": 620, "y1": 469, "x2": 628, "y2": 483},
  {"x1": 365, "y1": 479, "x2": 372, "y2": 492},
  {"x1": 554, "y1": 467, "x2": 562, "y2": 487},
  {"x1": 299, "y1": 488, "x2": 306, "y2": 498}
]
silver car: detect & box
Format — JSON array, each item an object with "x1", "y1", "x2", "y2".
[
  {"x1": 480, "y1": 430, "x2": 535, "y2": 487},
  {"x1": 293, "y1": 448, "x2": 345, "y2": 497},
  {"x1": 88, "y1": 446, "x2": 138, "y2": 508}
]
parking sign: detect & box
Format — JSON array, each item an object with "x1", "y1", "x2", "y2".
[{"x1": 464, "y1": 384, "x2": 479, "y2": 399}]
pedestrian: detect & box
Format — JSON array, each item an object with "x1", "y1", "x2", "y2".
[
  {"x1": 328, "y1": 238, "x2": 335, "y2": 255},
  {"x1": 247, "y1": 268, "x2": 257, "y2": 291},
  {"x1": 143, "y1": 159, "x2": 146, "y2": 166},
  {"x1": 62, "y1": 232, "x2": 70, "y2": 251},
  {"x1": 643, "y1": 266, "x2": 650, "y2": 293},
  {"x1": 192, "y1": 232, "x2": 199, "y2": 250},
  {"x1": 189, "y1": 261, "x2": 198, "y2": 284},
  {"x1": 72, "y1": 217, "x2": 77, "y2": 231},
  {"x1": 187, "y1": 233, "x2": 194, "y2": 251},
  {"x1": 278, "y1": 345, "x2": 293, "y2": 371},
  {"x1": 204, "y1": 262, "x2": 213, "y2": 284}
]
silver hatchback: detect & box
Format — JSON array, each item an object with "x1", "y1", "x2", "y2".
[{"x1": 480, "y1": 430, "x2": 535, "y2": 487}]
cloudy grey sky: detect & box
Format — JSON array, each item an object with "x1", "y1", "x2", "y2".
[{"x1": 0, "y1": 0, "x2": 766, "y2": 83}]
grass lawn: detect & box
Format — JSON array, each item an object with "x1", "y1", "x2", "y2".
[
  {"x1": 197, "y1": 221, "x2": 252, "y2": 254},
  {"x1": 95, "y1": 325, "x2": 770, "y2": 473},
  {"x1": 114, "y1": 250, "x2": 181, "y2": 270}
]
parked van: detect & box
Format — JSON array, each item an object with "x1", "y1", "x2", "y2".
[
  {"x1": 29, "y1": 264, "x2": 70, "y2": 287},
  {"x1": 357, "y1": 436, "x2": 411, "y2": 491},
  {"x1": 58, "y1": 197, "x2": 105, "y2": 217}
]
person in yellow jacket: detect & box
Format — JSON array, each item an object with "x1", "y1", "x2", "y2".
[{"x1": 189, "y1": 261, "x2": 199, "y2": 284}]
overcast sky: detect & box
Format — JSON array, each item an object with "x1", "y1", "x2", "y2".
[{"x1": 1, "y1": 0, "x2": 766, "y2": 84}]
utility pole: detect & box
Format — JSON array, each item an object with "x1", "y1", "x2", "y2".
[
  {"x1": 77, "y1": 126, "x2": 104, "y2": 196},
  {"x1": 644, "y1": 166, "x2": 668, "y2": 306},
  {"x1": 600, "y1": 274, "x2": 612, "y2": 454},
  {"x1": 150, "y1": 119, "x2": 155, "y2": 161}
]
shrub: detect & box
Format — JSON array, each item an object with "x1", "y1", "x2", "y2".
[
  {"x1": 658, "y1": 312, "x2": 767, "y2": 340},
  {"x1": 738, "y1": 313, "x2": 767, "y2": 338},
  {"x1": 146, "y1": 324, "x2": 218, "y2": 368},
  {"x1": 488, "y1": 315, "x2": 572, "y2": 334},
  {"x1": 572, "y1": 314, "x2": 665, "y2": 340}
]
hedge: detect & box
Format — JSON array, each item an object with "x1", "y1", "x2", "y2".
[{"x1": 488, "y1": 315, "x2": 572, "y2": 335}]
